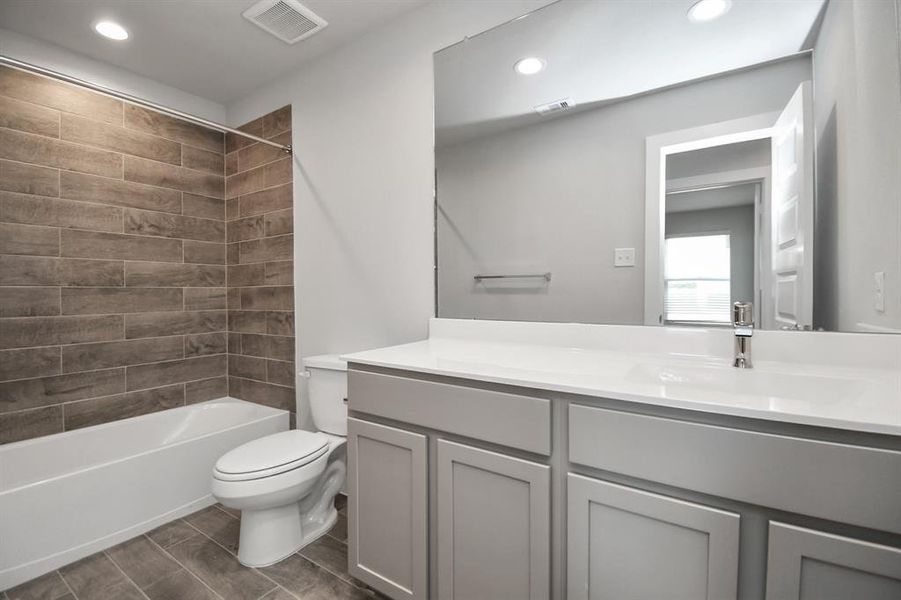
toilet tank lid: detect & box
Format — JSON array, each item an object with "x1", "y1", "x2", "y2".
[{"x1": 302, "y1": 354, "x2": 347, "y2": 372}]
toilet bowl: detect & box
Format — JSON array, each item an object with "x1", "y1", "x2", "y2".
[{"x1": 211, "y1": 354, "x2": 348, "y2": 567}]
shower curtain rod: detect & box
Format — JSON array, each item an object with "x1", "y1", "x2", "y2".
[{"x1": 0, "y1": 55, "x2": 292, "y2": 155}]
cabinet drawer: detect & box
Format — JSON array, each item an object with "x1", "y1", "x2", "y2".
[
  {"x1": 349, "y1": 369, "x2": 551, "y2": 455},
  {"x1": 569, "y1": 404, "x2": 901, "y2": 534}
]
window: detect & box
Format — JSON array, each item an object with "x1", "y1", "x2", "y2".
[{"x1": 664, "y1": 234, "x2": 731, "y2": 324}]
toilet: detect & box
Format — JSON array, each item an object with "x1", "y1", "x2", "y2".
[{"x1": 211, "y1": 354, "x2": 348, "y2": 567}]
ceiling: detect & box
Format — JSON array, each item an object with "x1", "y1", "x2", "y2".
[
  {"x1": 0, "y1": 0, "x2": 428, "y2": 103},
  {"x1": 435, "y1": 0, "x2": 825, "y2": 146},
  {"x1": 667, "y1": 139, "x2": 771, "y2": 181},
  {"x1": 666, "y1": 183, "x2": 757, "y2": 214},
  {"x1": 665, "y1": 139, "x2": 769, "y2": 213}
]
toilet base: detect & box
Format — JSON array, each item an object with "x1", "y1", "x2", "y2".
[
  {"x1": 236, "y1": 505, "x2": 338, "y2": 567},
  {"x1": 235, "y1": 457, "x2": 347, "y2": 567},
  {"x1": 236, "y1": 503, "x2": 301, "y2": 567}
]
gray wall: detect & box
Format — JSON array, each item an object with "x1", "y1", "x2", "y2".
[
  {"x1": 665, "y1": 205, "x2": 756, "y2": 308},
  {"x1": 437, "y1": 57, "x2": 810, "y2": 324},
  {"x1": 225, "y1": 1, "x2": 557, "y2": 427},
  {"x1": 813, "y1": 0, "x2": 901, "y2": 332}
]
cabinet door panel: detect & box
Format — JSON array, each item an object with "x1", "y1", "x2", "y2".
[
  {"x1": 348, "y1": 417, "x2": 428, "y2": 600},
  {"x1": 437, "y1": 439, "x2": 550, "y2": 600},
  {"x1": 567, "y1": 474, "x2": 740, "y2": 600},
  {"x1": 766, "y1": 522, "x2": 901, "y2": 600}
]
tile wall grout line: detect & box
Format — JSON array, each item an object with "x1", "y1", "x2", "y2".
[
  {"x1": 1, "y1": 364, "x2": 225, "y2": 405},
  {"x1": 233, "y1": 149, "x2": 292, "y2": 175},
  {"x1": 0, "y1": 190, "x2": 224, "y2": 220},
  {"x1": 0, "y1": 155, "x2": 224, "y2": 201},
  {"x1": 0, "y1": 329, "x2": 227, "y2": 360}
]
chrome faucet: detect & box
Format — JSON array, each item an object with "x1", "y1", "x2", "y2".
[{"x1": 732, "y1": 302, "x2": 753, "y2": 369}]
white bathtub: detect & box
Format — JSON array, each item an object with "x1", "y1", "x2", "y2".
[{"x1": 0, "y1": 398, "x2": 288, "y2": 590}]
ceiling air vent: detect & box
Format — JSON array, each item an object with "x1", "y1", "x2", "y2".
[
  {"x1": 243, "y1": 0, "x2": 328, "y2": 44},
  {"x1": 534, "y1": 98, "x2": 574, "y2": 116}
]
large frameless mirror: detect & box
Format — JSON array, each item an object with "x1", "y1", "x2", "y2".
[{"x1": 434, "y1": 0, "x2": 901, "y2": 332}]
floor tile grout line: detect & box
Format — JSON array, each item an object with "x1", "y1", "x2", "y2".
[
  {"x1": 325, "y1": 530, "x2": 347, "y2": 546},
  {"x1": 179, "y1": 508, "x2": 315, "y2": 600},
  {"x1": 105, "y1": 538, "x2": 190, "y2": 596},
  {"x1": 100, "y1": 548, "x2": 153, "y2": 600},
  {"x1": 142, "y1": 531, "x2": 228, "y2": 600},
  {"x1": 293, "y1": 550, "x2": 367, "y2": 593},
  {"x1": 260, "y1": 586, "x2": 302, "y2": 600},
  {"x1": 211, "y1": 503, "x2": 239, "y2": 520},
  {"x1": 176, "y1": 516, "x2": 285, "y2": 599},
  {"x1": 56, "y1": 568, "x2": 80, "y2": 600}
]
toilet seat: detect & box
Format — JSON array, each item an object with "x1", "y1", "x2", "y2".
[{"x1": 213, "y1": 431, "x2": 329, "y2": 482}]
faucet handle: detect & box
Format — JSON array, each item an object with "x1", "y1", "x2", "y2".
[{"x1": 732, "y1": 302, "x2": 754, "y2": 327}]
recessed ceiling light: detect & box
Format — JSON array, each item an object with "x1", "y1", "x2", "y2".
[
  {"x1": 94, "y1": 21, "x2": 129, "y2": 41},
  {"x1": 687, "y1": 0, "x2": 731, "y2": 23},
  {"x1": 514, "y1": 57, "x2": 546, "y2": 76}
]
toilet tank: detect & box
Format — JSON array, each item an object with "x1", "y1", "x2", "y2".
[{"x1": 302, "y1": 354, "x2": 347, "y2": 436}]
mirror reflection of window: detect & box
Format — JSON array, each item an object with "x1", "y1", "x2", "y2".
[{"x1": 665, "y1": 235, "x2": 732, "y2": 325}]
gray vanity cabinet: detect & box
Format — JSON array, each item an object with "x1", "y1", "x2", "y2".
[
  {"x1": 566, "y1": 474, "x2": 741, "y2": 600},
  {"x1": 347, "y1": 417, "x2": 429, "y2": 600},
  {"x1": 436, "y1": 439, "x2": 551, "y2": 600},
  {"x1": 765, "y1": 522, "x2": 901, "y2": 600},
  {"x1": 347, "y1": 366, "x2": 901, "y2": 600}
]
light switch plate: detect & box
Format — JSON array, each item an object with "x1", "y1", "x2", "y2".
[
  {"x1": 614, "y1": 248, "x2": 635, "y2": 267},
  {"x1": 874, "y1": 271, "x2": 885, "y2": 313}
]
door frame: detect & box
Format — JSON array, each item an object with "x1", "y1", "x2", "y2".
[
  {"x1": 644, "y1": 112, "x2": 778, "y2": 325},
  {"x1": 665, "y1": 175, "x2": 769, "y2": 325}
]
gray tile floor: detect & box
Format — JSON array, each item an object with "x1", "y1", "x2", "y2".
[{"x1": 4, "y1": 496, "x2": 384, "y2": 600}]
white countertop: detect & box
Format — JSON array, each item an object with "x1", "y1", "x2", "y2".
[{"x1": 343, "y1": 336, "x2": 901, "y2": 436}]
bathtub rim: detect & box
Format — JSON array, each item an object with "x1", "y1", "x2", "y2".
[
  {"x1": 0, "y1": 397, "x2": 289, "y2": 590},
  {"x1": 1, "y1": 397, "x2": 288, "y2": 494}
]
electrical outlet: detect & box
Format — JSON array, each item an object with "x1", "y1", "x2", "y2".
[
  {"x1": 614, "y1": 248, "x2": 635, "y2": 267},
  {"x1": 874, "y1": 271, "x2": 885, "y2": 313}
]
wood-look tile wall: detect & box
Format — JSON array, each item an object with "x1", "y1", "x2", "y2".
[
  {"x1": 225, "y1": 107, "x2": 296, "y2": 418},
  {"x1": 0, "y1": 65, "x2": 228, "y2": 444}
]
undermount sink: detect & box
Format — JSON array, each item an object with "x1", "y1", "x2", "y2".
[{"x1": 625, "y1": 362, "x2": 869, "y2": 406}]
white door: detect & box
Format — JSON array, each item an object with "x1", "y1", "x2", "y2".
[{"x1": 767, "y1": 81, "x2": 814, "y2": 330}]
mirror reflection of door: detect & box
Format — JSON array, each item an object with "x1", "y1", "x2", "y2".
[
  {"x1": 770, "y1": 82, "x2": 815, "y2": 331},
  {"x1": 658, "y1": 81, "x2": 814, "y2": 329},
  {"x1": 664, "y1": 140, "x2": 769, "y2": 327}
]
